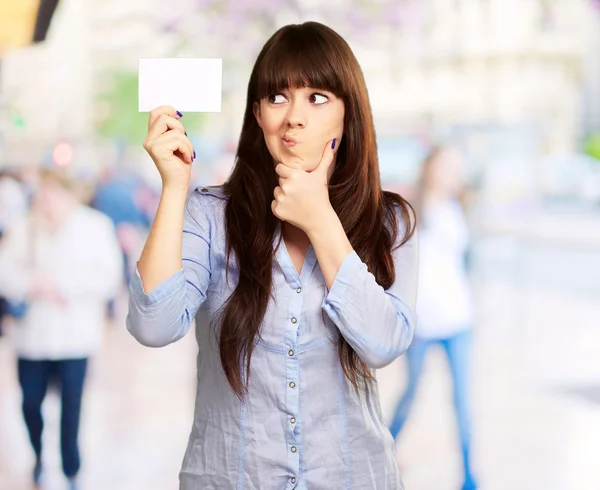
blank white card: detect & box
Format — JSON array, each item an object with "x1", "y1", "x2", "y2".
[{"x1": 138, "y1": 58, "x2": 222, "y2": 112}]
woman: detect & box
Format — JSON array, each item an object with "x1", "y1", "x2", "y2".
[
  {"x1": 127, "y1": 22, "x2": 418, "y2": 489},
  {"x1": 388, "y1": 146, "x2": 478, "y2": 490},
  {"x1": 0, "y1": 167, "x2": 123, "y2": 489}
]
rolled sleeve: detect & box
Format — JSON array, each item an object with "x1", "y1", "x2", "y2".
[
  {"x1": 321, "y1": 212, "x2": 419, "y2": 369},
  {"x1": 129, "y1": 265, "x2": 186, "y2": 311},
  {"x1": 126, "y1": 189, "x2": 217, "y2": 348}
]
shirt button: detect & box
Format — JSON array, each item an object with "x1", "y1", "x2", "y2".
[
  {"x1": 289, "y1": 381, "x2": 296, "y2": 388},
  {"x1": 201, "y1": 188, "x2": 208, "y2": 192},
  {"x1": 290, "y1": 417, "x2": 296, "y2": 424},
  {"x1": 288, "y1": 349, "x2": 294, "y2": 357},
  {"x1": 291, "y1": 446, "x2": 297, "y2": 453},
  {"x1": 291, "y1": 477, "x2": 297, "y2": 484},
  {"x1": 296, "y1": 287, "x2": 302, "y2": 293},
  {"x1": 291, "y1": 317, "x2": 297, "y2": 324}
]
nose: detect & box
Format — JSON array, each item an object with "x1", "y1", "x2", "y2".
[{"x1": 285, "y1": 99, "x2": 306, "y2": 129}]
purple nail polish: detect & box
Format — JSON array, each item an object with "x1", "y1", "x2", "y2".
[
  {"x1": 184, "y1": 131, "x2": 188, "y2": 136},
  {"x1": 193, "y1": 150, "x2": 196, "y2": 160},
  {"x1": 176, "y1": 111, "x2": 183, "y2": 117},
  {"x1": 331, "y1": 138, "x2": 336, "y2": 150}
]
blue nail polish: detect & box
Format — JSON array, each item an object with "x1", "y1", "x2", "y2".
[
  {"x1": 176, "y1": 111, "x2": 183, "y2": 117},
  {"x1": 331, "y1": 138, "x2": 336, "y2": 150}
]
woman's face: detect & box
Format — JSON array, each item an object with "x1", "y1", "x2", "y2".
[
  {"x1": 33, "y1": 178, "x2": 72, "y2": 224},
  {"x1": 425, "y1": 148, "x2": 465, "y2": 198},
  {"x1": 254, "y1": 86, "x2": 344, "y2": 177}
]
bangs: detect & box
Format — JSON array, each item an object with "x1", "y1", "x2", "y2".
[{"x1": 255, "y1": 26, "x2": 346, "y2": 100}]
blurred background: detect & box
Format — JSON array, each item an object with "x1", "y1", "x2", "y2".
[{"x1": 1, "y1": 0, "x2": 600, "y2": 489}]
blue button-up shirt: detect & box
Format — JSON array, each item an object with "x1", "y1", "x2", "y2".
[{"x1": 126, "y1": 186, "x2": 418, "y2": 490}]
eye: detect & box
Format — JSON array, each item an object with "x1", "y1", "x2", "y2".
[
  {"x1": 268, "y1": 93, "x2": 287, "y2": 104},
  {"x1": 310, "y1": 93, "x2": 329, "y2": 105}
]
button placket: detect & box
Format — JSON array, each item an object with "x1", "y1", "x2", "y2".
[{"x1": 285, "y1": 283, "x2": 302, "y2": 484}]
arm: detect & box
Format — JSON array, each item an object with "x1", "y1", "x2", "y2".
[
  {"x1": 137, "y1": 185, "x2": 189, "y2": 292},
  {"x1": 309, "y1": 207, "x2": 418, "y2": 369},
  {"x1": 126, "y1": 189, "x2": 213, "y2": 347},
  {"x1": 0, "y1": 220, "x2": 31, "y2": 301}
]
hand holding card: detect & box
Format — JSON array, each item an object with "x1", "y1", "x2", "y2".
[
  {"x1": 138, "y1": 58, "x2": 222, "y2": 189},
  {"x1": 142, "y1": 106, "x2": 194, "y2": 189}
]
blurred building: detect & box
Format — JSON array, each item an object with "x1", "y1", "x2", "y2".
[
  {"x1": 0, "y1": 0, "x2": 39, "y2": 55},
  {"x1": 0, "y1": 0, "x2": 93, "y2": 169},
  {"x1": 0, "y1": 0, "x2": 599, "y2": 169},
  {"x1": 371, "y1": 0, "x2": 600, "y2": 154}
]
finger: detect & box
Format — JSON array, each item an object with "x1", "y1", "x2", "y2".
[
  {"x1": 153, "y1": 132, "x2": 194, "y2": 163},
  {"x1": 273, "y1": 186, "x2": 284, "y2": 200},
  {"x1": 146, "y1": 129, "x2": 193, "y2": 163},
  {"x1": 315, "y1": 138, "x2": 337, "y2": 175},
  {"x1": 147, "y1": 114, "x2": 186, "y2": 140},
  {"x1": 275, "y1": 163, "x2": 296, "y2": 179},
  {"x1": 148, "y1": 106, "x2": 182, "y2": 130},
  {"x1": 271, "y1": 200, "x2": 284, "y2": 221},
  {"x1": 281, "y1": 160, "x2": 303, "y2": 170}
]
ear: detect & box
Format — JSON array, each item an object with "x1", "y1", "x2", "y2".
[{"x1": 253, "y1": 101, "x2": 262, "y2": 128}]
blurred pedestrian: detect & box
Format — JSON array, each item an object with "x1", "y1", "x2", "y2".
[
  {"x1": 388, "y1": 146, "x2": 478, "y2": 490},
  {"x1": 0, "y1": 169, "x2": 30, "y2": 337},
  {"x1": 0, "y1": 167, "x2": 123, "y2": 489}
]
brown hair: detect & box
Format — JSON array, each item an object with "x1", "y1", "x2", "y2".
[
  {"x1": 219, "y1": 22, "x2": 416, "y2": 398},
  {"x1": 39, "y1": 167, "x2": 78, "y2": 191}
]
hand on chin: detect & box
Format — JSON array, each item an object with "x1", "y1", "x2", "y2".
[{"x1": 279, "y1": 150, "x2": 315, "y2": 172}]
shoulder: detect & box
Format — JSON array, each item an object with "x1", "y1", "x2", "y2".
[
  {"x1": 384, "y1": 192, "x2": 417, "y2": 249},
  {"x1": 188, "y1": 185, "x2": 228, "y2": 206},
  {"x1": 185, "y1": 185, "x2": 228, "y2": 229},
  {"x1": 384, "y1": 192, "x2": 416, "y2": 234},
  {"x1": 77, "y1": 206, "x2": 115, "y2": 230}
]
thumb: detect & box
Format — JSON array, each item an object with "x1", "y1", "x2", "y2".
[{"x1": 315, "y1": 138, "x2": 337, "y2": 176}]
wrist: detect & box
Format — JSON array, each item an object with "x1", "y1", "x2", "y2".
[
  {"x1": 161, "y1": 184, "x2": 189, "y2": 204},
  {"x1": 306, "y1": 207, "x2": 340, "y2": 239}
]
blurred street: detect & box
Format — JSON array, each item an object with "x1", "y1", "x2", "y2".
[
  {"x1": 1, "y1": 210, "x2": 599, "y2": 490},
  {"x1": 2, "y1": 1, "x2": 600, "y2": 489}
]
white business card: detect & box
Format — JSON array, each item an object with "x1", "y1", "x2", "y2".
[{"x1": 138, "y1": 58, "x2": 222, "y2": 112}]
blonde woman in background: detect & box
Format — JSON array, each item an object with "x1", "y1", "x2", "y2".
[
  {"x1": 388, "y1": 146, "x2": 478, "y2": 490},
  {"x1": 0, "y1": 167, "x2": 123, "y2": 490}
]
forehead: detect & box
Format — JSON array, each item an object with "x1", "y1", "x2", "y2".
[
  {"x1": 276, "y1": 86, "x2": 334, "y2": 93},
  {"x1": 256, "y1": 51, "x2": 344, "y2": 100}
]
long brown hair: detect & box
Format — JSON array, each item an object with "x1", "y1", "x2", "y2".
[{"x1": 219, "y1": 22, "x2": 416, "y2": 398}]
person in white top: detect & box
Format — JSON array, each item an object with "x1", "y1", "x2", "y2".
[
  {"x1": 0, "y1": 170, "x2": 30, "y2": 336},
  {"x1": 0, "y1": 167, "x2": 123, "y2": 489},
  {"x1": 388, "y1": 146, "x2": 478, "y2": 490}
]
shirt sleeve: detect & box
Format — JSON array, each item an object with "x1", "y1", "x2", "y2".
[
  {"x1": 0, "y1": 219, "x2": 32, "y2": 301},
  {"x1": 126, "y1": 191, "x2": 214, "y2": 347},
  {"x1": 321, "y1": 207, "x2": 419, "y2": 369}
]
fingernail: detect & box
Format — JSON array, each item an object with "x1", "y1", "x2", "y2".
[
  {"x1": 176, "y1": 111, "x2": 183, "y2": 118},
  {"x1": 193, "y1": 150, "x2": 196, "y2": 160},
  {"x1": 184, "y1": 131, "x2": 187, "y2": 136},
  {"x1": 331, "y1": 138, "x2": 336, "y2": 150}
]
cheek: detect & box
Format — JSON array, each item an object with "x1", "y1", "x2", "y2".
[{"x1": 258, "y1": 107, "x2": 283, "y2": 135}]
